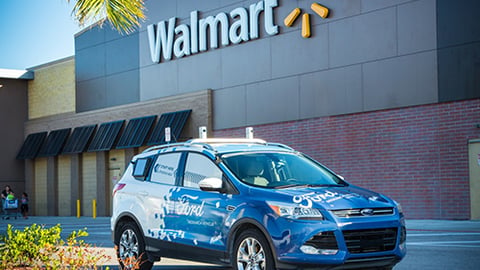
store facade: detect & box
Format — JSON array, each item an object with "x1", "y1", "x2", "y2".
[
  {"x1": 11, "y1": 0, "x2": 480, "y2": 219},
  {"x1": 0, "y1": 69, "x2": 30, "y2": 199}
]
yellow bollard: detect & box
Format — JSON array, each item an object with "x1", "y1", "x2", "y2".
[
  {"x1": 77, "y1": 200, "x2": 81, "y2": 218},
  {"x1": 92, "y1": 199, "x2": 97, "y2": 219}
]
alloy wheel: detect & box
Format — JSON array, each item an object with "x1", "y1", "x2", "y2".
[
  {"x1": 119, "y1": 228, "x2": 140, "y2": 267},
  {"x1": 236, "y1": 237, "x2": 266, "y2": 270}
]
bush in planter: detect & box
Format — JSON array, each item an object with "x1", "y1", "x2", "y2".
[{"x1": 0, "y1": 224, "x2": 110, "y2": 270}]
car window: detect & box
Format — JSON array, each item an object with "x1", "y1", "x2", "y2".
[
  {"x1": 183, "y1": 152, "x2": 223, "y2": 189},
  {"x1": 132, "y1": 157, "x2": 153, "y2": 180},
  {"x1": 151, "y1": 152, "x2": 182, "y2": 185}
]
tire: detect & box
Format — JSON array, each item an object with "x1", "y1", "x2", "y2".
[
  {"x1": 115, "y1": 222, "x2": 153, "y2": 270},
  {"x1": 233, "y1": 229, "x2": 275, "y2": 270}
]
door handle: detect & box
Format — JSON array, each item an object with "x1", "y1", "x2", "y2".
[{"x1": 139, "y1": 191, "x2": 149, "y2": 196}]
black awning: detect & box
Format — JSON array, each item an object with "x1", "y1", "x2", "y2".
[
  {"x1": 37, "y1": 128, "x2": 71, "y2": 157},
  {"x1": 16, "y1": 132, "x2": 48, "y2": 160},
  {"x1": 62, "y1": 125, "x2": 97, "y2": 154},
  {"x1": 87, "y1": 120, "x2": 125, "y2": 152},
  {"x1": 147, "y1": 110, "x2": 192, "y2": 145},
  {"x1": 116, "y1": 115, "x2": 157, "y2": 149}
]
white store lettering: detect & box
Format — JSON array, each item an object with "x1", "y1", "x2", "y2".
[{"x1": 147, "y1": 0, "x2": 279, "y2": 63}]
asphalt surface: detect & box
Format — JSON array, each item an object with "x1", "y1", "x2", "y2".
[
  {"x1": 399, "y1": 219, "x2": 480, "y2": 270},
  {"x1": 1, "y1": 216, "x2": 480, "y2": 269}
]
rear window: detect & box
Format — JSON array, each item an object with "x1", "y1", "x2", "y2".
[{"x1": 132, "y1": 158, "x2": 153, "y2": 180}]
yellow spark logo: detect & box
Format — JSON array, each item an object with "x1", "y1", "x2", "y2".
[{"x1": 284, "y1": 3, "x2": 329, "y2": 38}]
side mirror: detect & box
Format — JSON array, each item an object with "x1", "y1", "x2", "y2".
[{"x1": 199, "y1": 177, "x2": 223, "y2": 192}]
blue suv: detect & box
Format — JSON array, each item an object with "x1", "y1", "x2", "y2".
[{"x1": 111, "y1": 138, "x2": 406, "y2": 270}]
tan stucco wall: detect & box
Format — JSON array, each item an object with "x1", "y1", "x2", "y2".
[
  {"x1": 28, "y1": 57, "x2": 75, "y2": 119},
  {"x1": 34, "y1": 158, "x2": 47, "y2": 216},
  {"x1": 82, "y1": 152, "x2": 97, "y2": 217},
  {"x1": 58, "y1": 155, "x2": 72, "y2": 216}
]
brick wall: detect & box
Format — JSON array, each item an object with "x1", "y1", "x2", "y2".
[
  {"x1": 214, "y1": 99, "x2": 480, "y2": 219},
  {"x1": 28, "y1": 57, "x2": 75, "y2": 119}
]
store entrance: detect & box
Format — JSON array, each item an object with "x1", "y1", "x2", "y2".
[{"x1": 469, "y1": 139, "x2": 480, "y2": 220}]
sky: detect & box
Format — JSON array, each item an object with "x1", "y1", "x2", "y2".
[{"x1": 0, "y1": 0, "x2": 84, "y2": 70}]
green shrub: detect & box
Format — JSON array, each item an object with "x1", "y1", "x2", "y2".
[{"x1": 0, "y1": 223, "x2": 110, "y2": 270}]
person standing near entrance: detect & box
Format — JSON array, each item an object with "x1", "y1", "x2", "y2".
[
  {"x1": 1, "y1": 185, "x2": 13, "y2": 214},
  {"x1": 21, "y1": 192, "x2": 29, "y2": 219}
]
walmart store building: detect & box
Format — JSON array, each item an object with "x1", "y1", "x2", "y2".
[{"x1": 1, "y1": 0, "x2": 479, "y2": 219}]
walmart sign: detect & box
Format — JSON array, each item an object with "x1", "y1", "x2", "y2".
[{"x1": 147, "y1": 0, "x2": 279, "y2": 63}]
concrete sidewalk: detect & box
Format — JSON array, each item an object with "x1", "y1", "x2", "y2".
[{"x1": 405, "y1": 219, "x2": 480, "y2": 232}]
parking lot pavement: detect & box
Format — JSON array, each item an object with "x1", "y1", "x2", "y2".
[
  {"x1": 396, "y1": 219, "x2": 480, "y2": 270},
  {"x1": 2, "y1": 217, "x2": 480, "y2": 269}
]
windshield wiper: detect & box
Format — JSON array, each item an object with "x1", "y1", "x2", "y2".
[
  {"x1": 272, "y1": 184, "x2": 310, "y2": 189},
  {"x1": 273, "y1": 183, "x2": 345, "y2": 189},
  {"x1": 317, "y1": 183, "x2": 346, "y2": 187}
]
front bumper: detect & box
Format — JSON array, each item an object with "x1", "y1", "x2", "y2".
[{"x1": 267, "y1": 216, "x2": 407, "y2": 269}]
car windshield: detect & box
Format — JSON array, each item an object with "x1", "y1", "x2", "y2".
[{"x1": 221, "y1": 152, "x2": 346, "y2": 188}]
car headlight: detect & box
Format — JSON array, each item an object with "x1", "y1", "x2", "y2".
[
  {"x1": 394, "y1": 200, "x2": 404, "y2": 215},
  {"x1": 268, "y1": 202, "x2": 324, "y2": 220}
]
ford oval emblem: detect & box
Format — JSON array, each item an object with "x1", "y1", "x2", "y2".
[{"x1": 361, "y1": 208, "x2": 374, "y2": 216}]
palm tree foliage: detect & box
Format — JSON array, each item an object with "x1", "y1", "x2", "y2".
[{"x1": 69, "y1": 0, "x2": 146, "y2": 34}]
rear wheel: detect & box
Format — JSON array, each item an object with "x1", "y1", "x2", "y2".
[
  {"x1": 233, "y1": 229, "x2": 274, "y2": 270},
  {"x1": 115, "y1": 222, "x2": 153, "y2": 270}
]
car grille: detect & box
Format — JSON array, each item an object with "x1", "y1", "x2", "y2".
[
  {"x1": 331, "y1": 207, "x2": 394, "y2": 218},
  {"x1": 304, "y1": 231, "x2": 338, "y2": 250},
  {"x1": 343, "y1": 228, "x2": 398, "y2": 254}
]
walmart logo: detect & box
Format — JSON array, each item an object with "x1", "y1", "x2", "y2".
[
  {"x1": 284, "y1": 3, "x2": 329, "y2": 38},
  {"x1": 147, "y1": 0, "x2": 331, "y2": 63}
]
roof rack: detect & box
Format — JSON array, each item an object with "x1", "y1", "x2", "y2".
[
  {"x1": 141, "y1": 142, "x2": 191, "y2": 153},
  {"x1": 266, "y1": 142, "x2": 294, "y2": 151},
  {"x1": 188, "y1": 138, "x2": 267, "y2": 145},
  {"x1": 141, "y1": 127, "x2": 294, "y2": 153},
  {"x1": 187, "y1": 138, "x2": 267, "y2": 151}
]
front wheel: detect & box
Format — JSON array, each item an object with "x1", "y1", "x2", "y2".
[
  {"x1": 115, "y1": 222, "x2": 153, "y2": 270},
  {"x1": 233, "y1": 229, "x2": 274, "y2": 270}
]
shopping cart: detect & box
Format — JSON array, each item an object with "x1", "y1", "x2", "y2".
[{"x1": 2, "y1": 198, "x2": 20, "y2": 219}]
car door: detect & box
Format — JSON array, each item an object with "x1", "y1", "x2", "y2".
[
  {"x1": 144, "y1": 152, "x2": 183, "y2": 241},
  {"x1": 170, "y1": 152, "x2": 231, "y2": 251}
]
